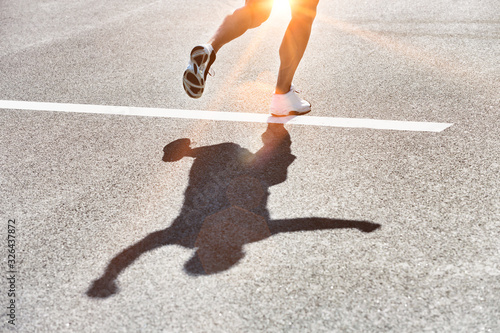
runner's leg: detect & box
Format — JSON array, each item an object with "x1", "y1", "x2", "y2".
[
  {"x1": 208, "y1": 0, "x2": 274, "y2": 53},
  {"x1": 275, "y1": 0, "x2": 319, "y2": 94}
]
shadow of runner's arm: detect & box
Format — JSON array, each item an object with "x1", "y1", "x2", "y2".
[{"x1": 268, "y1": 218, "x2": 381, "y2": 235}]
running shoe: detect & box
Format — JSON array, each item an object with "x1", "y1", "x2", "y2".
[
  {"x1": 270, "y1": 85, "x2": 311, "y2": 117},
  {"x1": 183, "y1": 44, "x2": 216, "y2": 99}
]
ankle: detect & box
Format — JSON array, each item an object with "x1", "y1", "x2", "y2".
[{"x1": 275, "y1": 85, "x2": 291, "y2": 94}]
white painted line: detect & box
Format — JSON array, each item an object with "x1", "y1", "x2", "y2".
[{"x1": 0, "y1": 100, "x2": 453, "y2": 132}]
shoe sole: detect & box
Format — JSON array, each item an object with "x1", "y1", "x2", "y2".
[
  {"x1": 270, "y1": 109, "x2": 311, "y2": 117},
  {"x1": 183, "y1": 46, "x2": 213, "y2": 99}
]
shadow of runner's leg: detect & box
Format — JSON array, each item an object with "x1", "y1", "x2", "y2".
[{"x1": 86, "y1": 228, "x2": 177, "y2": 298}]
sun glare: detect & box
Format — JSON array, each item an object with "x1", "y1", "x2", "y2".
[{"x1": 272, "y1": 0, "x2": 291, "y2": 17}]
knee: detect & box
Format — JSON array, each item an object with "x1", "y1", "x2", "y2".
[
  {"x1": 247, "y1": 2, "x2": 273, "y2": 28},
  {"x1": 291, "y1": 0, "x2": 319, "y2": 24}
]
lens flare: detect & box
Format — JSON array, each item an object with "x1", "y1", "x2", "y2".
[{"x1": 272, "y1": 0, "x2": 291, "y2": 16}]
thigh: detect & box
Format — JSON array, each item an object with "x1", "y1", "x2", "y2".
[
  {"x1": 245, "y1": 0, "x2": 274, "y2": 11},
  {"x1": 245, "y1": 0, "x2": 273, "y2": 5}
]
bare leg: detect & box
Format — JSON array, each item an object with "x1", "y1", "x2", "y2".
[
  {"x1": 275, "y1": 0, "x2": 319, "y2": 94},
  {"x1": 208, "y1": 0, "x2": 274, "y2": 53}
]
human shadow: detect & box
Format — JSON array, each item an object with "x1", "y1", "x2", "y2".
[{"x1": 87, "y1": 123, "x2": 380, "y2": 298}]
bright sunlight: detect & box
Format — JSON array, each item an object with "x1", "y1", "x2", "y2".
[{"x1": 271, "y1": 0, "x2": 291, "y2": 17}]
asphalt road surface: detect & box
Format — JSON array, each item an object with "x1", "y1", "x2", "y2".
[{"x1": 1, "y1": 0, "x2": 499, "y2": 332}]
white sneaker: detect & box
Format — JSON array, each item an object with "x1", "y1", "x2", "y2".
[
  {"x1": 270, "y1": 85, "x2": 311, "y2": 117},
  {"x1": 183, "y1": 44, "x2": 216, "y2": 99}
]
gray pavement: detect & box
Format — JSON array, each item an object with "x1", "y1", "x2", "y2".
[{"x1": 1, "y1": 0, "x2": 499, "y2": 332}]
